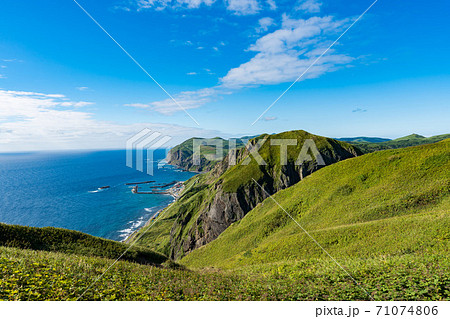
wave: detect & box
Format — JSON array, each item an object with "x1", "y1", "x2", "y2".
[
  {"x1": 117, "y1": 205, "x2": 168, "y2": 241},
  {"x1": 88, "y1": 187, "x2": 111, "y2": 193},
  {"x1": 117, "y1": 216, "x2": 146, "y2": 241}
]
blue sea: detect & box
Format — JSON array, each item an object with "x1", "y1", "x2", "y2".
[{"x1": 0, "y1": 150, "x2": 196, "y2": 241}]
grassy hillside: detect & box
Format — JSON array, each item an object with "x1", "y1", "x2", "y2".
[
  {"x1": 1, "y1": 246, "x2": 447, "y2": 300},
  {"x1": 0, "y1": 223, "x2": 167, "y2": 265},
  {"x1": 133, "y1": 130, "x2": 361, "y2": 259},
  {"x1": 181, "y1": 139, "x2": 450, "y2": 269},
  {"x1": 351, "y1": 133, "x2": 450, "y2": 153}
]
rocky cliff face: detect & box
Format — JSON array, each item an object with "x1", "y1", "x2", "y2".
[{"x1": 166, "y1": 131, "x2": 362, "y2": 259}]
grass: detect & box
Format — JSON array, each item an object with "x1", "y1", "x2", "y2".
[
  {"x1": 1, "y1": 246, "x2": 447, "y2": 300},
  {"x1": 0, "y1": 223, "x2": 167, "y2": 265},
  {"x1": 351, "y1": 133, "x2": 450, "y2": 153},
  {"x1": 181, "y1": 139, "x2": 450, "y2": 268}
]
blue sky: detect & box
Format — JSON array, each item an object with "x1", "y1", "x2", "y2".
[{"x1": 0, "y1": 0, "x2": 449, "y2": 151}]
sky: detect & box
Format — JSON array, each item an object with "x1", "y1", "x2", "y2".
[{"x1": 0, "y1": 0, "x2": 449, "y2": 151}]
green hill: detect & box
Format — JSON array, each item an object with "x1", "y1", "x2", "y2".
[
  {"x1": 393, "y1": 133, "x2": 426, "y2": 141},
  {"x1": 181, "y1": 139, "x2": 450, "y2": 269},
  {"x1": 0, "y1": 223, "x2": 167, "y2": 265},
  {"x1": 167, "y1": 137, "x2": 247, "y2": 172},
  {"x1": 351, "y1": 133, "x2": 450, "y2": 153},
  {"x1": 337, "y1": 137, "x2": 391, "y2": 143},
  {"x1": 132, "y1": 130, "x2": 361, "y2": 259}
]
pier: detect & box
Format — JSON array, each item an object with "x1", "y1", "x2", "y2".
[
  {"x1": 125, "y1": 180, "x2": 155, "y2": 185},
  {"x1": 131, "y1": 181, "x2": 183, "y2": 196},
  {"x1": 131, "y1": 185, "x2": 170, "y2": 195},
  {"x1": 149, "y1": 181, "x2": 178, "y2": 188}
]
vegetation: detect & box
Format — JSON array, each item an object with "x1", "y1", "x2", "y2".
[
  {"x1": 347, "y1": 133, "x2": 450, "y2": 153},
  {"x1": 1, "y1": 246, "x2": 447, "y2": 300},
  {"x1": 1, "y1": 133, "x2": 448, "y2": 301},
  {"x1": 338, "y1": 137, "x2": 391, "y2": 143},
  {"x1": 0, "y1": 223, "x2": 167, "y2": 265},
  {"x1": 182, "y1": 139, "x2": 450, "y2": 268},
  {"x1": 133, "y1": 130, "x2": 361, "y2": 259}
]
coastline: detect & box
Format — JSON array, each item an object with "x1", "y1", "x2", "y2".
[{"x1": 123, "y1": 182, "x2": 186, "y2": 243}]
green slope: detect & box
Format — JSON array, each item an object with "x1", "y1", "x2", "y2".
[
  {"x1": 352, "y1": 133, "x2": 450, "y2": 153},
  {"x1": 1, "y1": 245, "x2": 447, "y2": 300},
  {"x1": 0, "y1": 223, "x2": 167, "y2": 265},
  {"x1": 181, "y1": 139, "x2": 450, "y2": 269},
  {"x1": 133, "y1": 130, "x2": 361, "y2": 259}
]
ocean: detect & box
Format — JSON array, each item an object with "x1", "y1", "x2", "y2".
[{"x1": 0, "y1": 149, "x2": 196, "y2": 241}]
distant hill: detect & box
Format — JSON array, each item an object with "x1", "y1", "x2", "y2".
[
  {"x1": 182, "y1": 139, "x2": 450, "y2": 269},
  {"x1": 347, "y1": 133, "x2": 450, "y2": 153},
  {"x1": 167, "y1": 137, "x2": 247, "y2": 172},
  {"x1": 337, "y1": 137, "x2": 391, "y2": 143},
  {"x1": 393, "y1": 133, "x2": 426, "y2": 141}
]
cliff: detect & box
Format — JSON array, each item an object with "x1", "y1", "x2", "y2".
[{"x1": 134, "y1": 130, "x2": 362, "y2": 259}]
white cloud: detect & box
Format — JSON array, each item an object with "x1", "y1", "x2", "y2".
[
  {"x1": 143, "y1": 15, "x2": 355, "y2": 114},
  {"x1": 225, "y1": 0, "x2": 261, "y2": 15},
  {"x1": 266, "y1": 0, "x2": 276, "y2": 10},
  {"x1": 221, "y1": 15, "x2": 352, "y2": 88},
  {"x1": 60, "y1": 101, "x2": 94, "y2": 107},
  {"x1": 0, "y1": 74, "x2": 5, "y2": 79},
  {"x1": 256, "y1": 17, "x2": 275, "y2": 33},
  {"x1": 2, "y1": 59, "x2": 22, "y2": 63},
  {"x1": 187, "y1": 72, "x2": 197, "y2": 75},
  {"x1": 296, "y1": 0, "x2": 322, "y2": 13},
  {"x1": 263, "y1": 116, "x2": 277, "y2": 121},
  {"x1": 0, "y1": 89, "x2": 223, "y2": 152},
  {"x1": 135, "y1": 0, "x2": 216, "y2": 11},
  {"x1": 126, "y1": 87, "x2": 224, "y2": 115},
  {"x1": 132, "y1": 0, "x2": 262, "y2": 15},
  {"x1": 76, "y1": 86, "x2": 89, "y2": 91}
]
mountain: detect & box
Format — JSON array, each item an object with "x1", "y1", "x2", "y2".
[
  {"x1": 167, "y1": 137, "x2": 247, "y2": 172},
  {"x1": 133, "y1": 130, "x2": 361, "y2": 259},
  {"x1": 393, "y1": 133, "x2": 426, "y2": 141},
  {"x1": 181, "y1": 139, "x2": 450, "y2": 269},
  {"x1": 349, "y1": 133, "x2": 450, "y2": 153},
  {"x1": 337, "y1": 137, "x2": 391, "y2": 143}
]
